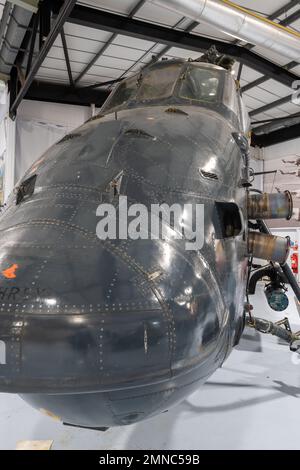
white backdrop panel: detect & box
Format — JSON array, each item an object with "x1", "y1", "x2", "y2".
[{"x1": 15, "y1": 118, "x2": 68, "y2": 184}]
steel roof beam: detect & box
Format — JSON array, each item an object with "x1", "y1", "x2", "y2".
[
  {"x1": 60, "y1": 27, "x2": 73, "y2": 86},
  {"x1": 267, "y1": 0, "x2": 300, "y2": 20},
  {"x1": 241, "y1": 4, "x2": 300, "y2": 93},
  {"x1": 67, "y1": 5, "x2": 300, "y2": 90},
  {"x1": 249, "y1": 94, "x2": 296, "y2": 118},
  {"x1": 25, "y1": 80, "x2": 109, "y2": 107},
  {"x1": 9, "y1": 0, "x2": 76, "y2": 118},
  {"x1": 75, "y1": 0, "x2": 147, "y2": 84}
]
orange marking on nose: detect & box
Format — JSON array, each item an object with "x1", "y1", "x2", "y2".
[{"x1": 2, "y1": 264, "x2": 19, "y2": 279}]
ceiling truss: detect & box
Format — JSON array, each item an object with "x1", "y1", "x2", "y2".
[{"x1": 0, "y1": 0, "x2": 299, "y2": 145}]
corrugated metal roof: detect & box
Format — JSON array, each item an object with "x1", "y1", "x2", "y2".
[{"x1": 0, "y1": 0, "x2": 299, "y2": 127}]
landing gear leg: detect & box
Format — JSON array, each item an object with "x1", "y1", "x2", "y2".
[{"x1": 247, "y1": 315, "x2": 300, "y2": 354}]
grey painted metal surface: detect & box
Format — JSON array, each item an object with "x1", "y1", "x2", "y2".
[{"x1": 0, "y1": 60, "x2": 249, "y2": 427}]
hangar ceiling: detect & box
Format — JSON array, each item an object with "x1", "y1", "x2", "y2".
[{"x1": 1, "y1": 0, "x2": 300, "y2": 146}]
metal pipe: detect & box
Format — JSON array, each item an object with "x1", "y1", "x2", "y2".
[
  {"x1": 248, "y1": 317, "x2": 299, "y2": 345},
  {"x1": 0, "y1": 5, "x2": 33, "y2": 77},
  {"x1": 258, "y1": 220, "x2": 300, "y2": 303},
  {"x1": 248, "y1": 191, "x2": 293, "y2": 220},
  {"x1": 248, "y1": 232, "x2": 290, "y2": 264},
  {"x1": 252, "y1": 171, "x2": 277, "y2": 176},
  {"x1": 148, "y1": 0, "x2": 300, "y2": 61}
]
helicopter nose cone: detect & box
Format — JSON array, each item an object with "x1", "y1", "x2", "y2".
[
  {"x1": 0, "y1": 204, "x2": 226, "y2": 395},
  {"x1": 0, "y1": 106, "x2": 240, "y2": 426},
  {"x1": 0, "y1": 220, "x2": 227, "y2": 427},
  {"x1": 0, "y1": 212, "x2": 177, "y2": 394}
]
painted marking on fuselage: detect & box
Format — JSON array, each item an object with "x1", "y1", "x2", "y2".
[
  {"x1": 0, "y1": 340, "x2": 6, "y2": 365},
  {"x1": 0, "y1": 286, "x2": 53, "y2": 302},
  {"x1": 2, "y1": 264, "x2": 19, "y2": 279}
]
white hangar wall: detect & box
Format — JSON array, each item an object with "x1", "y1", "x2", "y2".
[{"x1": 14, "y1": 100, "x2": 94, "y2": 186}]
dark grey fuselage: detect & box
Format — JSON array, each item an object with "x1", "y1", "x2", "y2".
[{"x1": 0, "y1": 62, "x2": 248, "y2": 427}]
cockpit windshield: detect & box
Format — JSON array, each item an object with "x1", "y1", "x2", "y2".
[
  {"x1": 179, "y1": 66, "x2": 220, "y2": 103},
  {"x1": 102, "y1": 63, "x2": 182, "y2": 113},
  {"x1": 137, "y1": 63, "x2": 182, "y2": 101},
  {"x1": 104, "y1": 76, "x2": 138, "y2": 111},
  {"x1": 101, "y1": 61, "x2": 240, "y2": 124}
]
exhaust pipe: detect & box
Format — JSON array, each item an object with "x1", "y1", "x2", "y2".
[
  {"x1": 248, "y1": 232, "x2": 290, "y2": 264},
  {"x1": 248, "y1": 191, "x2": 293, "y2": 220}
]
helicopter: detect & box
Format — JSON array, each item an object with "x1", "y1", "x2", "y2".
[{"x1": 0, "y1": 47, "x2": 298, "y2": 430}]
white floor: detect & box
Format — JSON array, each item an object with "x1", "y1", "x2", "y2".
[{"x1": 1, "y1": 284, "x2": 300, "y2": 450}]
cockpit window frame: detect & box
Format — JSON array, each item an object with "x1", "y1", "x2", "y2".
[
  {"x1": 101, "y1": 61, "x2": 242, "y2": 128},
  {"x1": 101, "y1": 75, "x2": 140, "y2": 113},
  {"x1": 176, "y1": 63, "x2": 224, "y2": 105},
  {"x1": 102, "y1": 63, "x2": 185, "y2": 114},
  {"x1": 135, "y1": 62, "x2": 183, "y2": 102}
]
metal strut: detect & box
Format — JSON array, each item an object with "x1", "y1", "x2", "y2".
[
  {"x1": 247, "y1": 316, "x2": 300, "y2": 353},
  {"x1": 245, "y1": 214, "x2": 300, "y2": 354}
]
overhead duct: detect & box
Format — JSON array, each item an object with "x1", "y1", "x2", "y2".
[
  {"x1": 0, "y1": 2, "x2": 12, "y2": 51},
  {"x1": 0, "y1": 5, "x2": 33, "y2": 76},
  {"x1": 148, "y1": 0, "x2": 300, "y2": 62}
]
